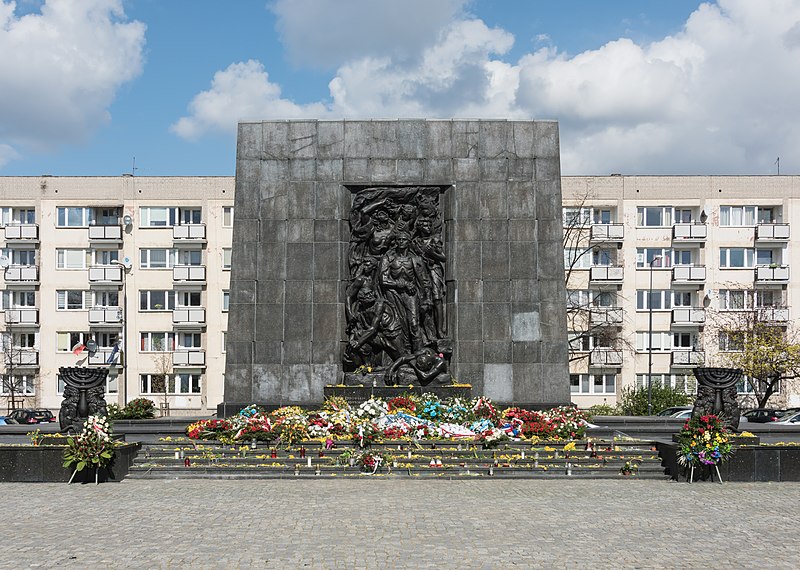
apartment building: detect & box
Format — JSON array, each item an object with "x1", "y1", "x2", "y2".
[
  {"x1": 0, "y1": 176, "x2": 233, "y2": 416},
  {"x1": 562, "y1": 175, "x2": 800, "y2": 409}
]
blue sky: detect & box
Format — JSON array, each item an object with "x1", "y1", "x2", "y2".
[{"x1": 1, "y1": 0, "x2": 797, "y2": 176}]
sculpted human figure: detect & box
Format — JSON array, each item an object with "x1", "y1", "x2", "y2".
[
  {"x1": 379, "y1": 231, "x2": 432, "y2": 352},
  {"x1": 345, "y1": 256, "x2": 378, "y2": 326},
  {"x1": 348, "y1": 195, "x2": 393, "y2": 272},
  {"x1": 344, "y1": 286, "x2": 405, "y2": 369},
  {"x1": 386, "y1": 348, "x2": 450, "y2": 386},
  {"x1": 413, "y1": 217, "x2": 446, "y2": 338}
]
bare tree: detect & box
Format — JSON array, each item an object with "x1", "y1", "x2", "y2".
[
  {"x1": 151, "y1": 337, "x2": 173, "y2": 417},
  {"x1": 1, "y1": 333, "x2": 38, "y2": 413}
]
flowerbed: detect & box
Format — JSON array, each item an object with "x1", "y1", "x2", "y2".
[{"x1": 187, "y1": 395, "x2": 590, "y2": 446}]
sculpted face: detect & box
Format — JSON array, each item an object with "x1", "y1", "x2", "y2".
[
  {"x1": 395, "y1": 232, "x2": 410, "y2": 249},
  {"x1": 357, "y1": 287, "x2": 376, "y2": 305},
  {"x1": 401, "y1": 204, "x2": 415, "y2": 218},
  {"x1": 416, "y1": 218, "x2": 432, "y2": 235},
  {"x1": 374, "y1": 210, "x2": 389, "y2": 223}
]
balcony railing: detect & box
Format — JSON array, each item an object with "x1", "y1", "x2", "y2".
[
  {"x1": 88, "y1": 225, "x2": 122, "y2": 241},
  {"x1": 173, "y1": 308, "x2": 206, "y2": 326},
  {"x1": 173, "y1": 225, "x2": 206, "y2": 241},
  {"x1": 173, "y1": 350, "x2": 206, "y2": 367},
  {"x1": 588, "y1": 307, "x2": 623, "y2": 326},
  {"x1": 590, "y1": 224, "x2": 624, "y2": 241},
  {"x1": 88, "y1": 307, "x2": 122, "y2": 324},
  {"x1": 671, "y1": 350, "x2": 705, "y2": 367},
  {"x1": 589, "y1": 266, "x2": 624, "y2": 282},
  {"x1": 88, "y1": 349, "x2": 119, "y2": 366},
  {"x1": 671, "y1": 307, "x2": 705, "y2": 326},
  {"x1": 589, "y1": 348, "x2": 623, "y2": 367},
  {"x1": 672, "y1": 223, "x2": 707, "y2": 241},
  {"x1": 4, "y1": 308, "x2": 39, "y2": 325},
  {"x1": 760, "y1": 307, "x2": 790, "y2": 322},
  {"x1": 10, "y1": 350, "x2": 38, "y2": 367},
  {"x1": 755, "y1": 265, "x2": 790, "y2": 282},
  {"x1": 4, "y1": 265, "x2": 39, "y2": 283},
  {"x1": 672, "y1": 265, "x2": 706, "y2": 283},
  {"x1": 88, "y1": 265, "x2": 123, "y2": 284},
  {"x1": 4, "y1": 224, "x2": 39, "y2": 241},
  {"x1": 173, "y1": 265, "x2": 206, "y2": 282},
  {"x1": 755, "y1": 223, "x2": 790, "y2": 241}
]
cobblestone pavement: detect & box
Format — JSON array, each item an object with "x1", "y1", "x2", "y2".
[{"x1": 1, "y1": 479, "x2": 797, "y2": 569}]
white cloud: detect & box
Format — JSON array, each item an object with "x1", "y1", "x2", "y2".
[
  {"x1": 0, "y1": 0, "x2": 145, "y2": 163},
  {"x1": 170, "y1": 60, "x2": 329, "y2": 140},
  {"x1": 270, "y1": 0, "x2": 468, "y2": 68},
  {"x1": 0, "y1": 144, "x2": 21, "y2": 169}
]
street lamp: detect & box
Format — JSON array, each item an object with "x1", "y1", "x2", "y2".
[
  {"x1": 110, "y1": 259, "x2": 130, "y2": 406},
  {"x1": 647, "y1": 255, "x2": 663, "y2": 415}
]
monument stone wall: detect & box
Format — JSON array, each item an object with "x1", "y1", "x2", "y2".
[{"x1": 223, "y1": 119, "x2": 569, "y2": 410}]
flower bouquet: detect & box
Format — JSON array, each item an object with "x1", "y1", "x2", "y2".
[
  {"x1": 63, "y1": 416, "x2": 117, "y2": 484},
  {"x1": 676, "y1": 414, "x2": 734, "y2": 482},
  {"x1": 186, "y1": 418, "x2": 233, "y2": 440},
  {"x1": 355, "y1": 451, "x2": 386, "y2": 473}
]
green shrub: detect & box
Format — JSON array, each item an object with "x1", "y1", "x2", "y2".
[
  {"x1": 106, "y1": 403, "x2": 124, "y2": 420},
  {"x1": 618, "y1": 385, "x2": 693, "y2": 416},
  {"x1": 587, "y1": 403, "x2": 619, "y2": 416},
  {"x1": 122, "y1": 398, "x2": 156, "y2": 419}
]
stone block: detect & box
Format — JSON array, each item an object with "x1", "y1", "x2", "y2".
[
  {"x1": 513, "y1": 363, "x2": 543, "y2": 402},
  {"x1": 254, "y1": 304, "x2": 285, "y2": 341},
  {"x1": 313, "y1": 280, "x2": 339, "y2": 304},
  {"x1": 480, "y1": 158, "x2": 508, "y2": 181},
  {"x1": 509, "y1": 219, "x2": 536, "y2": 241},
  {"x1": 369, "y1": 121, "x2": 398, "y2": 157},
  {"x1": 237, "y1": 122, "x2": 263, "y2": 160},
  {"x1": 258, "y1": 192, "x2": 287, "y2": 221},
  {"x1": 285, "y1": 219, "x2": 312, "y2": 243},
  {"x1": 537, "y1": 238, "x2": 565, "y2": 275},
  {"x1": 226, "y1": 341, "x2": 253, "y2": 365},
  {"x1": 312, "y1": 303, "x2": 340, "y2": 341},
  {"x1": 257, "y1": 242, "x2": 286, "y2": 280},
  {"x1": 457, "y1": 303, "x2": 482, "y2": 340},
  {"x1": 755, "y1": 449, "x2": 781, "y2": 482},
  {"x1": 231, "y1": 280, "x2": 257, "y2": 304},
  {"x1": 313, "y1": 242, "x2": 340, "y2": 280},
  {"x1": 455, "y1": 279, "x2": 482, "y2": 302},
  {"x1": 316, "y1": 159, "x2": 343, "y2": 182},
  {"x1": 262, "y1": 122, "x2": 290, "y2": 159},
  {"x1": 284, "y1": 364, "x2": 316, "y2": 402},
  {"x1": 484, "y1": 341, "x2": 512, "y2": 363},
  {"x1": 512, "y1": 341, "x2": 540, "y2": 363},
  {"x1": 781, "y1": 449, "x2": 800, "y2": 481},
  {"x1": 507, "y1": 181, "x2": 536, "y2": 218},
  {"x1": 234, "y1": 174, "x2": 260, "y2": 219},
  {"x1": 343, "y1": 158, "x2": 369, "y2": 182},
  {"x1": 426, "y1": 120, "x2": 453, "y2": 158},
  {"x1": 535, "y1": 189, "x2": 559, "y2": 221},
  {"x1": 285, "y1": 243, "x2": 313, "y2": 279},
  {"x1": 397, "y1": 159, "x2": 425, "y2": 182},
  {"x1": 479, "y1": 121, "x2": 511, "y2": 157},
  {"x1": 287, "y1": 182, "x2": 314, "y2": 219},
  {"x1": 542, "y1": 364, "x2": 569, "y2": 403},
  {"x1": 252, "y1": 341, "x2": 282, "y2": 364},
  {"x1": 456, "y1": 340, "x2": 484, "y2": 363},
  {"x1": 511, "y1": 279, "x2": 539, "y2": 303},
  {"x1": 283, "y1": 303, "x2": 312, "y2": 341},
  {"x1": 369, "y1": 159, "x2": 397, "y2": 182},
  {"x1": 424, "y1": 159, "x2": 454, "y2": 182},
  {"x1": 343, "y1": 121, "x2": 371, "y2": 157},
  {"x1": 315, "y1": 182, "x2": 342, "y2": 219},
  {"x1": 285, "y1": 280, "x2": 313, "y2": 303},
  {"x1": 284, "y1": 340, "x2": 312, "y2": 364},
  {"x1": 510, "y1": 242, "x2": 537, "y2": 279},
  {"x1": 397, "y1": 120, "x2": 427, "y2": 158},
  {"x1": 452, "y1": 120, "x2": 480, "y2": 158},
  {"x1": 260, "y1": 159, "x2": 290, "y2": 185},
  {"x1": 535, "y1": 157, "x2": 561, "y2": 181},
  {"x1": 453, "y1": 158, "x2": 480, "y2": 181},
  {"x1": 312, "y1": 364, "x2": 338, "y2": 389},
  {"x1": 533, "y1": 121, "x2": 559, "y2": 158},
  {"x1": 480, "y1": 220, "x2": 508, "y2": 242},
  {"x1": 512, "y1": 310, "x2": 541, "y2": 342},
  {"x1": 510, "y1": 122, "x2": 536, "y2": 158},
  {"x1": 288, "y1": 121, "x2": 317, "y2": 158},
  {"x1": 483, "y1": 280, "x2": 510, "y2": 303},
  {"x1": 290, "y1": 159, "x2": 316, "y2": 181},
  {"x1": 453, "y1": 241, "x2": 481, "y2": 279},
  {"x1": 252, "y1": 364, "x2": 283, "y2": 401},
  {"x1": 483, "y1": 363, "x2": 513, "y2": 402},
  {"x1": 454, "y1": 363, "x2": 484, "y2": 392},
  {"x1": 260, "y1": 219, "x2": 286, "y2": 243},
  {"x1": 480, "y1": 181, "x2": 508, "y2": 218},
  {"x1": 312, "y1": 341, "x2": 338, "y2": 364},
  {"x1": 507, "y1": 157, "x2": 534, "y2": 182},
  {"x1": 541, "y1": 341, "x2": 568, "y2": 364},
  {"x1": 313, "y1": 219, "x2": 340, "y2": 242},
  {"x1": 233, "y1": 242, "x2": 258, "y2": 280},
  {"x1": 317, "y1": 121, "x2": 344, "y2": 158},
  {"x1": 256, "y1": 279, "x2": 285, "y2": 305},
  {"x1": 482, "y1": 303, "x2": 511, "y2": 340},
  {"x1": 453, "y1": 182, "x2": 481, "y2": 219},
  {"x1": 225, "y1": 365, "x2": 254, "y2": 402},
  {"x1": 481, "y1": 241, "x2": 509, "y2": 280},
  {"x1": 452, "y1": 220, "x2": 482, "y2": 242}
]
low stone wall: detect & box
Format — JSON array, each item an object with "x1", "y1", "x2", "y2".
[
  {"x1": 657, "y1": 443, "x2": 800, "y2": 482},
  {"x1": 0, "y1": 442, "x2": 141, "y2": 483}
]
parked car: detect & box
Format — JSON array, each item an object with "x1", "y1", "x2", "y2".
[
  {"x1": 672, "y1": 409, "x2": 693, "y2": 419},
  {"x1": 0, "y1": 416, "x2": 7, "y2": 425},
  {"x1": 774, "y1": 411, "x2": 800, "y2": 424},
  {"x1": 656, "y1": 406, "x2": 692, "y2": 417},
  {"x1": 5, "y1": 409, "x2": 56, "y2": 424},
  {"x1": 741, "y1": 408, "x2": 783, "y2": 423}
]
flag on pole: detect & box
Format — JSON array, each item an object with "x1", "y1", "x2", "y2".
[
  {"x1": 72, "y1": 342, "x2": 86, "y2": 356},
  {"x1": 106, "y1": 343, "x2": 120, "y2": 364}
]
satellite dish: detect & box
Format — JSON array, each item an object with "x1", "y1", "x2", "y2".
[
  {"x1": 85, "y1": 339, "x2": 98, "y2": 356},
  {"x1": 0, "y1": 255, "x2": 9, "y2": 268},
  {"x1": 121, "y1": 257, "x2": 133, "y2": 269},
  {"x1": 123, "y1": 214, "x2": 133, "y2": 227}
]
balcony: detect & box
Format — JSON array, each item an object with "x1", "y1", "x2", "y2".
[
  {"x1": 173, "y1": 307, "x2": 206, "y2": 328},
  {"x1": 4, "y1": 265, "x2": 39, "y2": 284},
  {"x1": 760, "y1": 307, "x2": 790, "y2": 323},
  {"x1": 672, "y1": 265, "x2": 706, "y2": 284},
  {"x1": 173, "y1": 224, "x2": 207, "y2": 244},
  {"x1": 88, "y1": 265, "x2": 123, "y2": 284},
  {"x1": 755, "y1": 265, "x2": 790, "y2": 283},
  {"x1": 589, "y1": 348, "x2": 623, "y2": 367},
  {"x1": 9, "y1": 350, "x2": 38, "y2": 367},
  {"x1": 590, "y1": 223, "x2": 624, "y2": 242},
  {"x1": 88, "y1": 224, "x2": 123, "y2": 242},
  {"x1": 672, "y1": 223, "x2": 707, "y2": 242},
  {"x1": 88, "y1": 307, "x2": 122, "y2": 325},
  {"x1": 755, "y1": 223, "x2": 789, "y2": 241},
  {"x1": 671, "y1": 307, "x2": 705, "y2": 326},
  {"x1": 88, "y1": 349, "x2": 119, "y2": 366},
  {"x1": 589, "y1": 307, "x2": 623, "y2": 326},
  {"x1": 4, "y1": 224, "x2": 39, "y2": 242},
  {"x1": 173, "y1": 350, "x2": 206, "y2": 367},
  {"x1": 589, "y1": 266, "x2": 624, "y2": 283},
  {"x1": 173, "y1": 265, "x2": 206, "y2": 284},
  {"x1": 4, "y1": 308, "x2": 39, "y2": 326},
  {"x1": 671, "y1": 350, "x2": 705, "y2": 367}
]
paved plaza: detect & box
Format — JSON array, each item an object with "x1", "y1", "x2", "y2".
[{"x1": 1, "y1": 479, "x2": 797, "y2": 569}]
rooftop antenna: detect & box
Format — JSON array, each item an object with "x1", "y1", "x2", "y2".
[
  {"x1": 132, "y1": 156, "x2": 138, "y2": 177},
  {"x1": 775, "y1": 157, "x2": 780, "y2": 175}
]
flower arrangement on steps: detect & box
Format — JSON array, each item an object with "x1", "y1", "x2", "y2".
[
  {"x1": 676, "y1": 414, "x2": 734, "y2": 483},
  {"x1": 63, "y1": 415, "x2": 118, "y2": 484},
  {"x1": 186, "y1": 395, "x2": 590, "y2": 448}
]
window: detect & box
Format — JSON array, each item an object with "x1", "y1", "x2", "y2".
[
  {"x1": 570, "y1": 374, "x2": 616, "y2": 395},
  {"x1": 635, "y1": 331, "x2": 672, "y2": 351},
  {"x1": 94, "y1": 290, "x2": 119, "y2": 308},
  {"x1": 636, "y1": 374, "x2": 697, "y2": 394},
  {"x1": 94, "y1": 332, "x2": 119, "y2": 349},
  {"x1": 92, "y1": 249, "x2": 120, "y2": 266},
  {"x1": 4, "y1": 332, "x2": 37, "y2": 349},
  {"x1": 2, "y1": 290, "x2": 35, "y2": 309},
  {"x1": 673, "y1": 249, "x2": 693, "y2": 265},
  {"x1": 139, "y1": 290, "x2": 176, "y2": 311},
  {"x1": 2, "y1": 248, "x2": 36, "y2": 266},
  {"x1": 139, "y1": 207, "x2": 175, "y2": 227},
  {"x1": 754, "y1": 289, "x2": 783, "y2": 308},
  {"x1": 56, "y1": 332, "x2": 90, "y2": 352},
  {"x1": 718, "y1": 331, "x2": 744, "y2": 352},
  {"x1": 592, "y1": 291, "x2": 616, "y2": 308},
  {"x1": 0, "y1": 208, "x2": 35, "y2": 226},
  {"x1": 141, "y1": 373, "x2": 201, "y2": 394},
  {"x1": 674, "y1": 209, "x2": 693, "y2": 223},
  {"x1": 56, "y1": 249, "x2": 88, "y2": 269},
  {"x1": 177, "y1": 332, "x2": 202, "y2": 349},
  {"x1": 720, "y1": 206, "x2": 779, "y2": 226},
  {"x1": 591, "y1": 248, "x2": 615, "y2": 267},
  {"x1": 1, "y1": 375, "x2": 35, "y2": 396},
  {"x1": 57, "y1": 207, "x2": 94, "y2": 227},
  {"x1": 564, "y1": 248, "x2": 591, "y2": 270},
  {"x1": 176, "y1": 291, "x2": 201, "y2": 307},
  {"x1": 568, "y1": 333, "x2": 611, "y2": 352},
  {"x1": 177, "y1": 249, "x2": 202, "y2": 266},
  {"x1": 223, "y1": 207, "x2": 234, "y2": 227},
  {"x1": 719, "y1": 248, "x2": 755, "y2": 268},
  {"x1": 140, "y1": 248, "x2": 175, "y2": 269},
  {"x1": 57, "y1": 290, "x2": 91, "y2": 310},
  {"x1": 222, "y1": 331, "x2": 227, "y2": 353},
  {"x1": 180, "y1": 208, "x2": 202, "y2": 225},
  {"x1": 140, "y1": 332, "x2": 175, "y2": 352},
  {"x1": 222, "y1": 290, "x2": 230, "y2": 312},
  {"x1": 636, "y1": 248, "x2": 672, "y2": 268},
  {"x1": 94, "y1": 208, "x2": 120, "y2": 226},
  {"x1": 222, "y1": 248, "x2": 232, "y2": 270},
  {"x1": 593, "y1": 209, "x2": 613, "y2": 224},
  {"x1": 672, "y1": 332, "x2": 697, "y2": 349},
  {"x1": 637, "y1": 207, "x2": 672, "y2": 227},
  {"x1": 636, "y1": 290, "x2": 672, "y2": 311},
  {"x1": 672, "y1": 291, "x2": 693, "y2": 307},
  {"x1": 719, "y1": 289, "x2": 748, "y2": 310},
  {"x1": 562, "y1": 207, "x2": 590, "y2": 226}
]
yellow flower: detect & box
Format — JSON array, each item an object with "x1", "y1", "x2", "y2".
[{"x1": 563, "y1": 442, "x2": 576, "y2": 451}]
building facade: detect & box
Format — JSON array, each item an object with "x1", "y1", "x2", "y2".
[
  {"x1": 0, "y1": 176, "x2": 233, "y2": 416},
  {"x1": 2, "y1": 174, "x2": 799, "y2": 415},
  {"x1": 563, "y1": 175, "x2": 800, "y2": 410}
]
